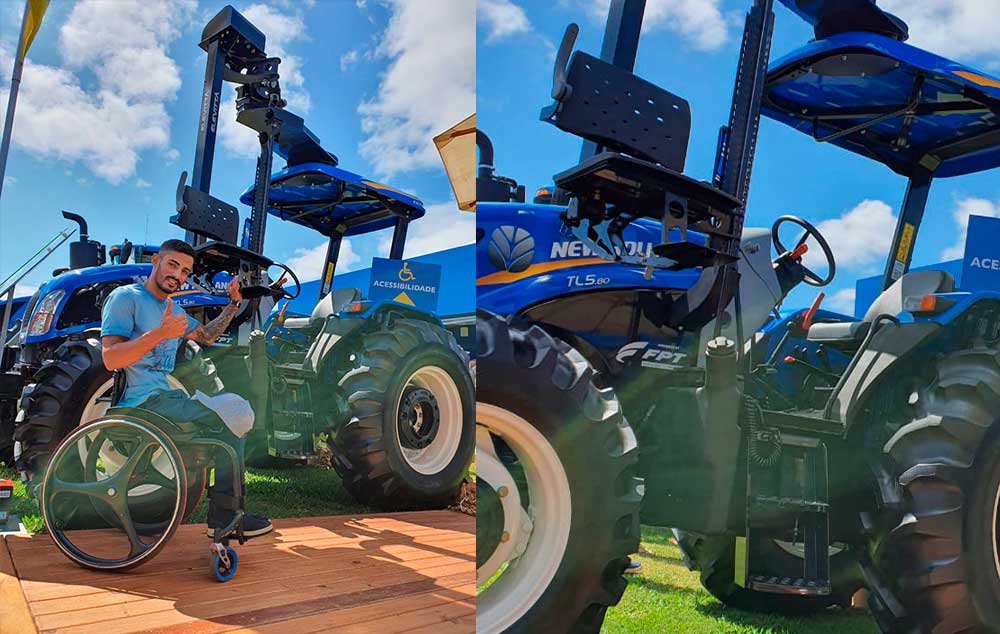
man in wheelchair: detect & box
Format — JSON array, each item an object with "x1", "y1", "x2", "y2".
[{"x1": 100, "y1": 239, "x2": 273, "y2": 538}]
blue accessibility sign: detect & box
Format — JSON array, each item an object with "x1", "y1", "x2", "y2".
[
  {"x1": 962, "y1": 215, "x2": 1000, "y2": 292},
  {"x1": 369, "y1": 257, "x2": 442, "y2": 312}
]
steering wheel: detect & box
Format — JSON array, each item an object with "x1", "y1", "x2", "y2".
[
  {"x1": 771, "y1": 215, "x2": 836, "y2": 287},
  {"x1": 237, "y1": 262, "x2": 301, "y2": 300}
]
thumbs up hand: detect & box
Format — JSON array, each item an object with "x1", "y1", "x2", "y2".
[{"x1": 157, "y1": 298, "x2": 188, "y2": 341}]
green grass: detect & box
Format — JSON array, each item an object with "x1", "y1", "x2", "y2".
[
  {"x1": 602, "y1": 527, "x2": 880, "y2": 634},
  {"x1": 0, "y1": 462, "x2": 371, "y2": 534}
]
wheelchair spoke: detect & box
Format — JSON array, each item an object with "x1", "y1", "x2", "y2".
[
  {"x1": 134, "y1": 461, "x2": 178, "y2": 491},
  {"x1": 113, "y1": 439, "x2": 159, "y2": 484},
  {"x1": 105, "y1": 492, "x2": 151, "y2": 558},
  {"x1": 50, "y1": 475, "x2": 117, "y2": 502}
]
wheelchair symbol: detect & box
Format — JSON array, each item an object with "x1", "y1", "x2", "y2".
[{"x1": 398, "y1": 262, "x2": 415, "y2": 282}]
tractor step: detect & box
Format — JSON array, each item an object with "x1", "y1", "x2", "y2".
[
  {"x1": 740, "y1": 405, "x2": 833, "y2": 595},
  {"x1": 748, "y1": 574, "x2": 831, "y2": 596},
  {"x1": 751, "y1": 495, "x2": 828, "y2": 512}
]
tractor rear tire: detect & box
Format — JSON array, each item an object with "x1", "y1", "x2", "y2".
[
  {"x1": 675, "y1": 531, "x2": 862, "y2": 615},
  {"x1": 475, "y1": 311, "x2": 642, "y2": 634},
  {"x1": 331, "y1": 319, "x2": 475, "y2": 510},
  {"x1": 869, "y1": 344, "x2": 1000, "y2": 633},
  {"x1": 14, "y1": 337, "x2": 219, "y2": 519}
]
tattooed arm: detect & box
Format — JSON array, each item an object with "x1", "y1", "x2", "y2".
[
  {"x1": 185, "y1": 277, "x2": 243, "y2": 346},
  {"x1": 185, "y1": 301, "x2": 240, "y2": 345}
]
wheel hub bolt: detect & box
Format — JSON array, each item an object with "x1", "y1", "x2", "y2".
[
  {"x1": 106, "y1": 487, "x2": 116, "y2": 497},
  {"x1": 498, "y1": 486, "x2": 509, "y2": 498},
  {"x1": 500, "y1": 531, "x2": 510, "y2": 543}
]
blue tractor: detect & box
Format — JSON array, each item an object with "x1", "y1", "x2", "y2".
[
  {"x1": 4, "y1": 6, "x2": 474, "y2": 521},
  {"x1": 475, "y1": 1, "x2": 1000, "y2": 633}
]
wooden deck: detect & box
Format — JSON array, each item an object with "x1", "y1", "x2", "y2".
[{"x1": 0, "y1": 511, "x2": 475, "y2": 634}]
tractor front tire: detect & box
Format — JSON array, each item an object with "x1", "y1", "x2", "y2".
[
  {"x1": 869, "y1": 344, "x2": 1000, "y2": 633},
  {"x1": 331, "y1": 319, "x2": 475, "y2": 510},
  {"x1": 475, "y1": 311, "x2": 642, "y2": 634}
]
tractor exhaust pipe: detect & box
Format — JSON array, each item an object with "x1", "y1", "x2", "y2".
[
  {"x1": 61, "y1": 210, "x2": 89, "y2": 241},
  {"x1": 476, "y1": 129, "x2": 495, "y2": 178}
]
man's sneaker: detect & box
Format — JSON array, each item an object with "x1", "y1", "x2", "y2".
[
  {"x1": 624, "y1": 559, "x2": 642, "y2": 574},
  {"x1": 206, "y1": 511, "x2": 273, "y2": 538}
]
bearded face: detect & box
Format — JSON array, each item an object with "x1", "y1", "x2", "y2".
[{"x1": 151, "y1": 250, "x2": 194, "y2": 295}]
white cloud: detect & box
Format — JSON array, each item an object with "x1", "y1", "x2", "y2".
[
  {"x1": 218, "y1": 4, "x2": 312, "y2": 158},
  {"x1": 14, "y1": 284, "x2": 37, "y2": 297},
  {"x1": 882, "y1": 1, "x2": 1000, "y2": 65},
  {"x1": 340, "y1": 49, "x2": 360, "y2": 71},
  {"x1": 357, "y1": 0, "x2": 475, "y2": 177},
  {"x1": 0, "y1": 1, "x2": 196, "y2": 184},
  {"x1": 285, "y1": 239, "x2": 361, "y2": 282},
  {"x1": 479, "y1": 0, "x2": 532, "y2": 43},
  {"x1": 941, "y1": 197, "x2": 1000, "y2": 260},
  {"x1": 135, "y1": 178, "x2": 151, "y2": 188},
  {"x1": 376, "y1": 202, "x2": 474, "y2": 258},
  {"x1": 583, "y1": 0, "x2": 730, "y2": 51},
  {"x1": 827, "y1": 287, "x2": 857, "y2": 315},
  {"x1": 803, "y1": 200, "x2": 898, "y2": 274}
]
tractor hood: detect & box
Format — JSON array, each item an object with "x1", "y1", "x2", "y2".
[
  {"x1": 762, "y1": 31, "x2": 1000, "y2": 178},
  {"x1": 240, "y1": 162, "x2": 425, "y2": 237}
]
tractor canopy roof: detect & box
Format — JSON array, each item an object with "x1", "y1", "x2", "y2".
[
  {"x1": 240, "y1": 162, "x2": 425, "y2": 237},
  {"x1": 763, "y1": 6, "x2": 1000, "y2": 178}
]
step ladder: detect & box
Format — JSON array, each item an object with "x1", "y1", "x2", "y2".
[{"x1": 737, "y1": 398, "x2": 833, "y2": 596}]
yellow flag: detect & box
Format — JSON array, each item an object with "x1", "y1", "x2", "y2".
[{"x1": 19, "y1": 0, "x2": 50, "y2": 60}]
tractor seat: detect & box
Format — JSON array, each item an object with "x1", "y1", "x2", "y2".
[
  {"x1": 283, "y1": 287, "x2": 361, "y2": 330},
  {"x1": 807, "y1": 270, "x2": 955, "y2": 343}
]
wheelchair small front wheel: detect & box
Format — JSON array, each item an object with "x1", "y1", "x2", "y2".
[
  {"x1": 41, "y1": 416, "x2": 187, "y2": 572},
  {"x1": 212, "y1": 546, "x2": 238, "y2": 582}
]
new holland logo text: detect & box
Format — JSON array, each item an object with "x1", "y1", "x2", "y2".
[
  {"x1": 488, "y1": 226, "x2": 534, "y2": 273},
  {"x1": 616, "y1": 341, "x2": 689, "y2": 370},
  {"x1": 551, "y1": 240, "x2": 655, "y2": 259}
]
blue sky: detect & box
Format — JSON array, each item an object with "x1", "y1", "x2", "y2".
[
  {"x1": 1, "y1": 0, "x2": 474, "y2": 298},
  {"x1": 477, "y1": 0, "x2": 1000, "y2": 313}
]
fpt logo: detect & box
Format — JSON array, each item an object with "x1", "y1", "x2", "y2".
[
  {"x1": 488, "y1": 226, "x2": 534, "y2": 273},
  {"x1": 616, "y1": 341, "x2": 689, "y2": 370}
]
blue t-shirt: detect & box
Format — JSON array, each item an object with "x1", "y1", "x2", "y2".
[{"x1": 100, "y1": 283, "x2": 199, "y2": 407}]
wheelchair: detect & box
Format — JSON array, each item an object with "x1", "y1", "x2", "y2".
[{"x1": 38, "y1": 370, "x2": 248, "y2": 581}]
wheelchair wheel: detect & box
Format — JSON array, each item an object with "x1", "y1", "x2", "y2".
[
  {"x1": 41, "y1": 416, "x2": 187, "y2": 571},
  {"x1": 211, "y1": 546, "x2": 238, "y2": 582}
]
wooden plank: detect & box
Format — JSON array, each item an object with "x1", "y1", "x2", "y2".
[
  {"x1": 311, "y1": 591, "x2": 476, "y2": 634},
  {"x1": 0, "y1": 536, "x2": 38, "y2": 634},
  {"x1": 33, "y1": 554, "x2": 469, "y2": 630},
  {"x1": 9, "y1": 513, "x2": 473, "y2": 634},
  {"x1": 23, "y1": 534, "x2": 473, "y2": 605},
  {"x1": 29, "y1": 542, "x2": 470, "y2": 616},
  {"x1": 224, "y1": 583, "x2": 475, "y2": 634},
  {"x1": 11, "y1": 517, "x2": 473, "y2": 585}
]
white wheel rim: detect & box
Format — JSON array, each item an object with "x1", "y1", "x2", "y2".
[
  {"x1": 76, "y1": 376, "x2": 188, "y2": 497},
  {"x1": 476, "y1": 404, "x2": 572, "y2": 634},
  {"x1": 396, "y1": 366, "x2": 463, "y2": 476},
  {"x1": 993, "y1": 473, "x2": 1000, "y2": 582}
]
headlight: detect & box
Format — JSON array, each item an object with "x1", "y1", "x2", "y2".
[{"x1": 27, "y1": 290, "x2": 64, "y2": 336}]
